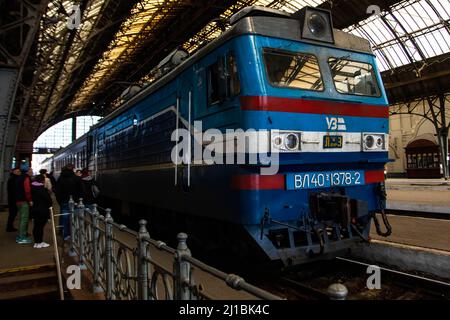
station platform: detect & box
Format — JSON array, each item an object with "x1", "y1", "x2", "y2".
[
  {"x1": 386, "y1": 178, "x2": 450, "y2": 186},
  {"x1": 370, "y1": 214, "x2": 450, "y2": 252},
  {"x1": 0, "y1": 211, "x2": 54, "y2": 271},
  {"x1": 0, "y1": 207, "x2": 262, "y2": 300},
  {"x1": 0, "y1": 210, "x2": 59, "y2": 300},
  {"x1": 367, "y1": 212, "x2": 450, "y2": 280},
  {"x1": 386, "y1": 178, "x2": 450, "y2": 214}
]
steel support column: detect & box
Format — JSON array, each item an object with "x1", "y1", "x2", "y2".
[
  {"x1": 0, "y1": 69, "x2": 19, "y2": 206},
  {"x1": 0, "y1": 0, "x2": 49, "y2": 206}
]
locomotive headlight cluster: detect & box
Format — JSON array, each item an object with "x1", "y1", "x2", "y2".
[
  {"x1": 296, "y1": 7, "x2": 334, "y2": 44},
  {"x1": 363, "y1": 133, "x2": 387, "y2": 152},
  {"x1": 271, "y1": 130, "x2": 302, "y2": 152},
  {"x1": 308, "y1": 13, "x2": 327, "y2": 37}
]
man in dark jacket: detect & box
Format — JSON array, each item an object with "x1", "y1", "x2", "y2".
[
  {"x1": 6, "y1": 168, "x2": 21, "y2": 232},
  {"x1": 55, "y1": 164, "x2": 82, "y2": 239},
  {"x1": 31, "y1": 174, "x2": 53, "y2": 248},
  {"x1": 15, "y1": 167, "x2": 33, "y2": 244}
]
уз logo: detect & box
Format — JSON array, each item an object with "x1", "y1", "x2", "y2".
[{"x1": 326, "y1": 117, "x2": 347, "y2": 131}]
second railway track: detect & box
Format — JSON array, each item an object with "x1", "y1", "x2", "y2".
[{"x1": 254, "y1": 256, "x2": 450, "y2": 300}]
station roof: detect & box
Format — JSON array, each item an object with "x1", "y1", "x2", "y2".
[{"x1": 11, "y1": 0, "x2": 450, "y2": 137}]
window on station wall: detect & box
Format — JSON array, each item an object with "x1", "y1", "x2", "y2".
[{"x1": 407, "y1": 152, "x2": 440, "y2": 169}]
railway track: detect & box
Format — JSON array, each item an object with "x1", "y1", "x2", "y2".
[{"x1": 254, "y1": 257, "x2": 450, "y2": 300}]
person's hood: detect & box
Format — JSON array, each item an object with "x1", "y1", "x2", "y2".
[
  {"x1": 82, "y1": 176, "x2": 93, "y2": 181},
  {"x1": 32, "y1": 181, "x2": 44, "y2": 187}
]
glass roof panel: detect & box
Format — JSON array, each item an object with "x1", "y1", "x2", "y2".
[{"x1": 346, "y1": 0, "x2": 450, "y2": 72}]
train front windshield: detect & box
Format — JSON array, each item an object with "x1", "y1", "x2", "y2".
[
  {"x1": 328, "y1": 58, "x2": 381, "y2": 97},
  {"x1": 263, "y1": 48, "x2": 324, "y2": 91},
  {"x1": 262, "y1": 48, "x2": 381, "y2": 98}
]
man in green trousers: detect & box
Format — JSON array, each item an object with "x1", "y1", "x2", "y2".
[{"x1": 15, "y1": 167, "x2": 33, "y2": 244}]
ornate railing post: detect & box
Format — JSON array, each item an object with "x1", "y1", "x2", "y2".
[
  {"x1": 77, "y1": 199, "x2": 87, "y2": 270},
  {"x1": 68, "y1": 196, "x2": 76, "y2": 257},
  {"x1": 105, "y1": 209, "x2": 115, "y2": 300},
  {"x1": 91, "y1": 204, "x2": 103, "y2": 293},
  {"x1": 173, "y1": 233, "x2": 192, "y2": 300},
  {"x1": 138, "y1": 220, "x2": 150, "y2": 300}
]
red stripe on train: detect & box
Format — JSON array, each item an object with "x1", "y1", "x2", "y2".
[
  {"x1": 231, "y1": 174, "x2": 285, "y2": 190},
  {"x1": 232, "y1": 170, "x2": 385, "y2": 190},
  {"x1": 240, "y1": 96, "x2": 389, "y2": 118},
  {"x1": 364, "y1": 170, "x2": 385, "y2": 184}
]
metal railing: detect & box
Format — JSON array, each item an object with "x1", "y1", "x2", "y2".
[
  {"x1": 49, "y1": 207, "x2": 65, "y2": 300},
  {"x1": 66, "y1": 197, "x2": 282, "y2": 300}
]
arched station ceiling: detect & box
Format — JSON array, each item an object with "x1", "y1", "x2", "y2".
[{"x1": 2, "y1": 0, "x2": 449, "y2": 140}]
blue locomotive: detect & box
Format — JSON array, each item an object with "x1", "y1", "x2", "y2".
[{"x1": 44, "y1": 6, "x2": 391, "y2": 266}]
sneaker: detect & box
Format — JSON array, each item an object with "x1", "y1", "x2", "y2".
[
  {"x1": 64, "y1": 236, "x2": 71, "y2": 241},
  {"x1": 33, "y1": 243, "x2": 41, "y2": 248},
  {"x1": 16, "y1": 237, "x2": 32, "y2": 244},
  {"x1": 40, "y1": 242, "x2": 50, "y2": 248}
]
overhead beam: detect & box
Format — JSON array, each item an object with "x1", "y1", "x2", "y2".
[{"x1": 382, "y1": 52, "x2": 450, "y2": 104}]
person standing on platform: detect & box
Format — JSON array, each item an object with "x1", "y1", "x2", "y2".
[
  {"x1": 80, "y1": 168, "x2": 99, "y2": 210},
  {"x1": 30, "y1": 174, "x2": 52, "y2": 248},
  {"x1": 55, "y1": 164, "x2": 81, "y2": 240},
  {"x1": 6, "y1": 168, "x2": 21, "y2": 232},
  {"x1": 48, "y1": 171, "x2": 57, "y2": 193},
  {"x1": 39, "y1": 169, "x2": 53, "y2": 193},
  {"x1": 14, "y1": 166, "x2": 33, "y2": 244}
]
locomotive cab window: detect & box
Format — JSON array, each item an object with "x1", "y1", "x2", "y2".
[
  {"x1": 263, "y1": 49, "x2": 324, "y2": 91},
  {"x1": 328, "y1": 58, "x2": 381, "y2": 97},
  {"x1": 207, "y1": 52, "x2": 240, "y2": 106}
]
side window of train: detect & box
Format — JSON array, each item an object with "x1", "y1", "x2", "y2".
[
  {"x1": 207, "y1": 52, "x2": 240, "y2": 107},
  {"x1": 87, "y1": 136, "x2": 93, "y2": 154}
]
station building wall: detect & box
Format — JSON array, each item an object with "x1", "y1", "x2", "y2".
[{"x1": 387, "y1": 100, "x2": 449, "y2": 178}]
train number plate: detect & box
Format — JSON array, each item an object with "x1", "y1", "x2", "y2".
[
  {"x1": 323, "y1": 135, "x2": 343, "y2": 148},
  {"x1": 286, "y1": 170, "x2": 365, "y2": 190}
]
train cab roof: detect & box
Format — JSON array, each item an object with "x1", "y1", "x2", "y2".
[{"x1": 228, "y1": 6, "x2": 372, "y2": 54}]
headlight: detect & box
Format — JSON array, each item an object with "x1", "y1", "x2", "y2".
[
  {"x1": 297, "y1": 7, "x2": 334, "y2": 44},
  {"x1": 285, "y1": 133, "x2": 300, "y2": 150},
  {"x1": 363, "y1": 133, "x2": 387, "y2": 152},
  {"x1": 308, "y1": 13, "x2": 327, "y2": 37},
  {"x1": 271, "y1": 130, "x2": 301, "y2": 152}
]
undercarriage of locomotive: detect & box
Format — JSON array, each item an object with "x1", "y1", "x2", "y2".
[{"x1": 253, "y1": 183, "x2": 392, "y2": 266}]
